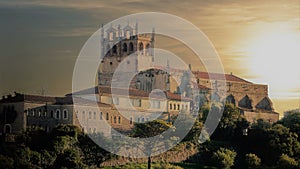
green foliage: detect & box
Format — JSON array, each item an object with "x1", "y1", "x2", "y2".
[
  {"x1": 212, "y1": 147, "x2": 236, "y2": 169},
  {"x1": 212, "y1": 104, "x2": 249, "y2": 140},
  {"x1": 266, "y1": 124, "x2": 300, "y2": 158},
  {"x1": 244, "y1": 153, "x2": 261, "y2": 169},
  {"x1": 53, "y1": 148, "x2": 86, "y2": 169},
  {"x1": 277, "y1": 154, "x2": 298, "y2": 169},
  {"x1": 251, "y1": 119, "x2": 272, "y2": 130},
  {"x1": 0, "y1": 154, "x2": 14, "y2": 169},
  {"x1": 132, "y1": 119, "x2": 173, "y2": 138},
  {"x1": 278, "y1": 112, "x2": 300, "y2": 140}
]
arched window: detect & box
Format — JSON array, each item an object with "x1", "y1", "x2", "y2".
[
  {"x1": 82, "y1": 111, "x2": 85, "y2": 120},
  {"x1": 129, "y1": 42, "x2": 134, "y2": 52},
  {"x1": 93, "y1": 112, "x2": 96, "y2": 119},
  {"x1": 173, "y1": 104, "x2": 176, "y2": 110},
  {"x1": 4, "y1": 124, "x2": 12, "y2": 134},
  {"x1": 170, "y1": 103, "x2": 172, "y2": 110},
  {"x1": 63, "y1": 109, "x2": 68, "y2": 119},
  {"x1": 106, "y1": 112, "x2": 109, "y2": 120},
  {"x1": 56, "y1": 109, "x2": 60, "y2": 119},
  {"x1": 112, "y1": 45, "x2": 117, "y2": 54},
  {"x1": 114, "y1": 116, "x2": 117, "y2": 123},
  {"x1": 100, "y1": 112, "x2": 103, "y2": 120},
  {"x1": 226, "y1": 94, "x2": 236, "y2": 106},
  {"x1": 130, "y1": 117, "x2": 133, "y2": 124},
  {"x1": 146, "y1": 43, "x2": 150, "y2": 55},
  {"x1": 89, "y1": 111, "x2": 92, "y2": 119},
  {"x1": 118, "y1": 116, "x2": 121, "y2": 124},
  {"x1": 139, "y1": 42, "x2": 144, "y2": 55},
  {"x1": 123, "y1": 43, "x2": 127, "y2": 53},
  {"x1": 238, "y1": 95, "x2": 252, "y2": 109},
  {"x1": 126, "y1": 30, "x2": 130, "y2": 39},
  {"x1": 177, "y1": 104, "x2": 180, "y2": 110}
]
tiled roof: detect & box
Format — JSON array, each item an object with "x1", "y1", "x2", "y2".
[
  {"x1": 66, "y1": 86, "x2": 98, "y2": 96},
  {"x1": 55, "y1": 96, "x2": 111, "y2": 107},
  {"x1": 193, "y1": 71, "x2": 252, "y2": 84},
  {"x1": 69, "y1": 86, "x2": 190, "y2": 101}
]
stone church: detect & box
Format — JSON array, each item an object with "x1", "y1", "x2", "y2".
[{"x1": 98, "y1": 23, "x2": 279, "y2": 123}]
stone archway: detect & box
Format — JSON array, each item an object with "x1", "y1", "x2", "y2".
[
  {"x1": 4, "y1": 124, "x2": 12, "y2": 134},
  {"x1": 256, "y1": 97, "x2": 273, "y2": 111},
  {"x1": 238, "y1": 95, "x2": 252, "y2": 109},
  {"x1": 226, "y1": 94, "x2": 236, "y2": 106}
]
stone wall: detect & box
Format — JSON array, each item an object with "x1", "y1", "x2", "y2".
[{"x1": 243, "y1": 111, "x2": 279, "y2": 123}]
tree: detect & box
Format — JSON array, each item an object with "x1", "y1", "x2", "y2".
[
  {"x1": 244, "y1": 153, "x2": 261, "y2": 169},
  {"x1": 277, "y1": 154, "x2": 298, "y2": 169},
  {"x1": 278, "y1": 112, "x2": 300, "y2": 140},
  {"x1": 52, "y1": 148, "x2": 85, "y2": 169},
  {"x1": 212, "y1": 104, "x2": 249, "y2": 141},
  {"x1": 0, "y1": 154, "x2": 14, "y2": 169},
  {"x1": 267, "y1": 124, "x2": 300, "y2": 157},
  {"x1": 131, "y1": 120, "x2": 174, "y2": 169},
  {"x1": 212, "y1": 147, "x2": 236, "y2": 169}
]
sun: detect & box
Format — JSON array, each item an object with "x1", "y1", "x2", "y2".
[{"x1": 244, "y1": 29, "x2": 300, "y2": 98}]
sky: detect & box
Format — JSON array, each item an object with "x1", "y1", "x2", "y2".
[{"x1": 0, "y1": 0, "x2": 299, "y2": 114}]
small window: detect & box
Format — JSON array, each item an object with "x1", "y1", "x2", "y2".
[
  {"x1": 63, "y1": 109, "x2": 68, "y2": 119},
  {"x1": 106, "y1": 112, "x2": 109, "y2": 120},
  {"x1": 130, "y1": 117, "x2": 133, "y2": 124},
  {"x1": 110, "y1": 62, "x2": 113, "y2": 65},
  {"x1": 93, "y1": 128, "x2": 96, "y2": 133},
  {"x1": 56, "y1": 109, "x2": 60, "y2": 119},
  {"x1": 114, "y1": 116, "x2": 117, "y2": 123},
  {"x1": 118, "y1": 116, "x2": 121, "y2": 124},
  {"x1": 170, "y1": 104, "x2": 172, "y2": 110},
  {"x1": 123, "y1": 43, "x2": 128, "y2": 53},
  {"x1": 32, "y1": 110, "x2": 35, "y2": 117},
  {"x1": 100, "y1": 112, "x2": 103, "y2": 120},
  {"x1": 129, "y1": 42, "x2": 134, "y2": 52},
  {"x1": 82, "y1": 111, "x2": 86, "y2": 120},
  {"x1": 112, "y1": 45, "x2": 117, "y2": 54},
  {"x1": 93, "y1": 112, "x2": 96, "y2": 119},
  {"x1": 177, "y1": 104, "x2": 180, "y2": 110},
  {"x1": 38, "y1": 111, "x2": 41, "y2": 117}
]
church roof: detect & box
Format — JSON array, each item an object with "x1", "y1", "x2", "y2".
[
  {"x1": 68, "y1": 86, "x2": 191, "y2": 101},
  {"x1": 193, "y1": 71, "x2": 252, "y2": 84}
]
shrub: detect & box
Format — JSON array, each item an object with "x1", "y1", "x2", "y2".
[
  {"x1": 277, "y1": 154, "x2": 298, "y2": 169},
  {"x1": 212, "y1": 147, "x2": 236, "y2": 169},
  {"x1": 245, "y1": 153, "x2": 261, "y2": 169}
]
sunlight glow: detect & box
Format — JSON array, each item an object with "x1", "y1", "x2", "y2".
[{"x1": 244, "y1": 29, "x2": 300, "y2": 98}]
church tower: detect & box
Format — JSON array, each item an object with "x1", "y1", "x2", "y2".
[{"x1": 98, "y1": 23, "x2": 155, "y2": 86}]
